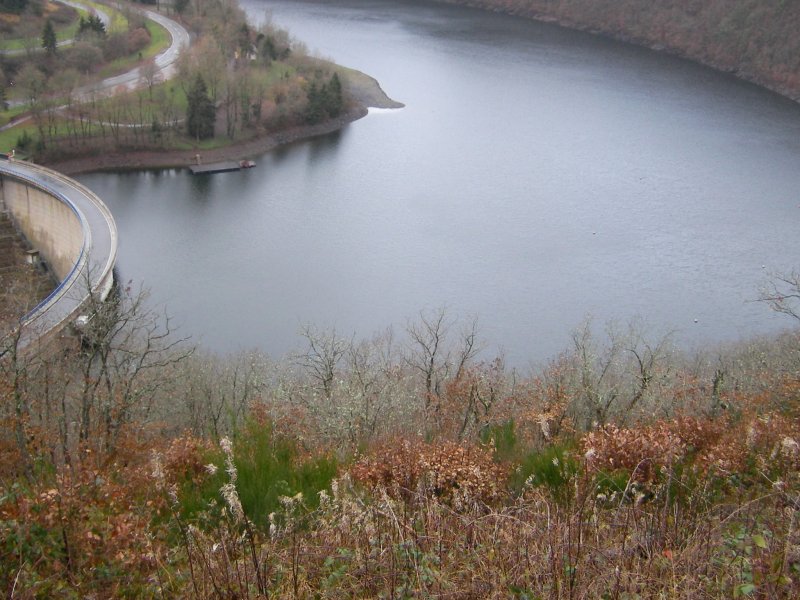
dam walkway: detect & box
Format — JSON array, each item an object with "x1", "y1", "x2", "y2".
[{"x1": 0, "y1": 158, "x2": 117, "y2": 350}]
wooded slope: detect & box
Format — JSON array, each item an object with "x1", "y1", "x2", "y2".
[{"x1": 436, "y1": 0, "x2": 800, "y2": 100}]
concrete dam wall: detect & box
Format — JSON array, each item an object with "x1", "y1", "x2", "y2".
[
  {"x1": 2, "y1": 176, "x2": 85, "y2": 282},
  {"x1": 0, "y1": 158, "x2": 117, "y2": 348}
]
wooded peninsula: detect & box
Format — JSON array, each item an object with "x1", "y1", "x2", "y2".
[{"x1": 0, "y1": 0, "x2": 401, "y2": 173}]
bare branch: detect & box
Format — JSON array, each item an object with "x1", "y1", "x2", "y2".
[{"x1": 759, "y1": 270, "x2": 800, "y2": 322}]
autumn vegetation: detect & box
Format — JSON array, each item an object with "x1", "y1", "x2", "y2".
[
  {"x1": 436, "y1": 0, "x2": 800, "y2": 101},
  {"x1": 2, "y1": 0, "x2": 800, "y2": 597},
  {"x1": 1, "y1": 271, "x2": 799, "y2": 596},
  {"x1": 0, "y1": 0, "x2": 349, "y2": 163}
]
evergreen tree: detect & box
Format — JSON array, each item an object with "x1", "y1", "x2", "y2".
[
  {"x1": 305, "y1": 73, "x2": 344, "y2": 124},
  {"x1": 42, "y1": 19, "x2": 57, "y2": 55},
  {"x1": 174, "y1": 0, "x2": 190, "y2": 15},
  {"x1": 0, "y1": 0, "x2": 29, "y2": 14},
  {"x1": 327, "y1": 73, "x2": 343, "y2": 117},
  {"x1": 305, "y1": 80, "x2": 324, "y2": 125},
  {"x1": 78, "y1": 14, "x2": 107, "y2": 38},
  {"x1": 186, "y1": 74, "x2": 216, "y2": 140}
]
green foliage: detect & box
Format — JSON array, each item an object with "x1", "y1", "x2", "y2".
[
  {"x1": 0, "y1": 484, "x2": 64, "y2": 589},
  {"x1": 15, "y1": 130, "x2": 33, "y2": 151},
  {"x1": 179, "y1": 422, "x2": 338, "y2": 530},
  {"x1": 257, "y1": 32, "x2": 290, "y2": 63},
  {"x1": 480, "y1": 419, "x2": 518, "y2": 461},
  {"x1": 717, "y1": 524, "x2": 768, "y2": 597},
  {"x1": 305, "y1": 72, "x2": 344, "y2": 124},
  {"x1": 593, "y1": 469, "x2": 630, "y2": 499},
  {"x1": 186, "y1": 74, "x2": 215, "y2": 140},
  {"x1": 0, "y1": 0, "x2": 29, "y2": 14},
  {"x1": 41, "y1": 19, "x2": 57, "y2": 55},
  {"x1": 233, "y1": 422, "x2": 338, "y2": 528},
  {"x1": 510, "y1": 443, "x2": 580, "y2": 503},
  {"x1": 78, "y1": 14, "x2": 106, "y2": 38},
  {"x1": 174, "y1": 0, "x2": 190, "y2": 15}
]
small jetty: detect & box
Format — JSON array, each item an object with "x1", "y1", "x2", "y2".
[
  {"x1": 189, "y1": 157, "x2": 256, "y2": 175},
  {"x1": 189, "y1": 161, "x2": 241, "y2": 175}
]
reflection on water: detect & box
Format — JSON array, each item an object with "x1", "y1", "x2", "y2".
[
  {"x1": 80, "y1": 0, "x2": 800, "y2": 366},
  {"x1": 188, "y1": 174, "x2": 214, "y2": 201}
]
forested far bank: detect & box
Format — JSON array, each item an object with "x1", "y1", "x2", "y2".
[{"x1": 434, "y1": 0, "x2": 800, "y2": 101}]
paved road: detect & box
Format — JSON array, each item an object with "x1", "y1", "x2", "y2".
[
  {"x1": 0, "y1": 1, "x2": 111, "y2": 57},
  {"x1": 74, "y1": 8, "x2": 190, "y2": 100},
  {"x1": 0, "y1": 158, "x2": 117, "y2": 350},
  {"x1": 0, "y1": 6, "x2": 190, "y2": 129}
]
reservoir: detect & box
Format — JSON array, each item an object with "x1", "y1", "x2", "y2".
[{"x1": 78, "y1": 0, "x2": 800, "y2": 366}]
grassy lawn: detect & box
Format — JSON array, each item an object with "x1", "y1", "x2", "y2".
[
  {"x1": 173, "y1": 136, "x2": 236, "y2": 151},
  {"x1": 0, "y1": 8, "x2": 87, "y2": 51},
  {"x1": 86, "y1": 78, "x2": 186, "y2": 124},
  {"x1": 263, "y1": 62, "x2": 295, "y2": 85},
  {"x1": 96, "y1": 17, "x2": 170, "y2": 78},
  {"x1": 1, "y1": 10, "x2": 172, "y2": 140},
  {"x1": 142, "y1": 16, "x2": 169, "y2": 59},
  {"x1": 85, "y1": 0, "x2": 128, "y2": 33},
  {"x1": 0, "y1": 123, "x2": 37, "y2": 153},
  {"x1": 0, "y1": 1, "x2": 129, "y2": 52},
  {"x1": 0, "y1": 105, "x2": 28, "y2": 128},
  {"x1": 89, "y1": 63, "x2": 295, "y2": 127},
  {"x1": 0, "y1": 28, "x2": 310, "y2": 158}
]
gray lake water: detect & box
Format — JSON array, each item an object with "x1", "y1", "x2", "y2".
[{"x1": 79, "y1": 0, "x2": 800, "y2": 366}]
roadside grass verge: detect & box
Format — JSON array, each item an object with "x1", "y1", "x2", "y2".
[
  {"x1": 84, "y1": 0, "x2": 127, "y2": 33},
  {"x1": 0, "y1": 123, "x2": 38, "y2": 153},
  {"x1": 96, "y1": 16, "x2": 170, "y2": 78},
  {"x1": 0, "y1": 105, "x2": 28, "y2": 129},
  {"x1": 0, "y1": 6, "x2": 86, "y2": 51}
]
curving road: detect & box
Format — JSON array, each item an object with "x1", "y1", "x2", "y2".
[
  {"x1": 0, "y1": 1, "x2": 111, "y2": 57},
  {"x1": 0, "y1": 3, "x2": 186, "y2": 348},
  {"x1": 1, "y1": 6, "x2": 190, "y2": 129},
  {"x1": 75, "y1": 8, "x2": 190, "y2": 101},
  {"x1": 0, "y1": 158, "x2": 117, "y2": 350}
]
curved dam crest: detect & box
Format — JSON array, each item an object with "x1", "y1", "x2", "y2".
[{"x1": 0, "y1": 159, "x2": 117, "y2": 349}]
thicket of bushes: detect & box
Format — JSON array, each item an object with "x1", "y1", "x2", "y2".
[{"x1": 1, "y1": 277, "x2": 799, "y2": 595}]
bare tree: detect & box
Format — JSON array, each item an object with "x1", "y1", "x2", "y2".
[
  {"x1": 404, "y1": 308, "x2": 480, "y2": 417},
  {"x1": 294, "y1": 325, "x2": 349, "y2": 400},
  {"x1": 568, "y1": 318, "x2": 673, "y2": 428},
  {"x1": 74, "y1": 279, "x2": 193, "y2": 452},
  {"x1": 19, "y1": 22, "x2": 41, "y2": 59},
  {"x1": 181, "y1": 350, "x2": 269, "y2": 439},
  {"x1": 760, "y1": 270, "x2": 800, "y2": 322},
  {"x1": 140, "y1": 58, "x2": 160, "y2": 100},
  {"x1": 1, "y1": 274, "x2": 69, "y2": 478},
  {"x1": 0, "y1": 318, "x2": 33, "y2": 479}
]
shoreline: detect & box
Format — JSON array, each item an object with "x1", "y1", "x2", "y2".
[
  {"x1": 45, "y1": 69, "x2": 403, "y2": 177},
  {"x1": 533, "y1": 16, "x2": 800, "y2": 104},
  {"x1": 434, "y1": 0, "x2": 800, "y2": 105}
]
